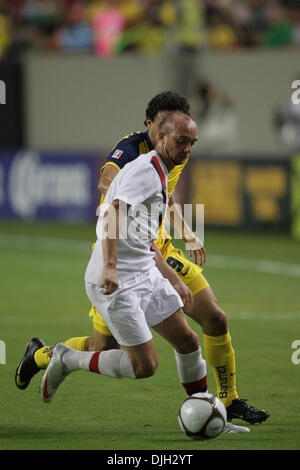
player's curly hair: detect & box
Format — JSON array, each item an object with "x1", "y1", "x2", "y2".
[{"x1": 144, "y1": 91, "x2": 190, "y2": 125}]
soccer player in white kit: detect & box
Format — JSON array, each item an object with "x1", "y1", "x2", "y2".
[{"x1": 41, "y1": 112, "x2": 208, "y2": 402}]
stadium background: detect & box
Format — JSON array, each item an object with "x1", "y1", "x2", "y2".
[{"x1": 1, "y1": 0, "x2": 300, "y2": 452}]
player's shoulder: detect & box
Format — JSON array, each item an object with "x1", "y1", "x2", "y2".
[
  {"x1": 131, "y1": 151, "x2": 167, "y2": 187},
  {"x1": 105, "y1": 130, "x2": 152, "y2": 169},
  {"x1": 123, "y1": 149, "x2": 154, "y2": 171},
  {"x1": 121, "y1": 150, "x2": 155, "y2": 177},
  {"x1": 111, "y1": 130, "x2": 149, "y2": 154},
  {"x1": 117, "y1": 152, "x2": 164, "y2": 202}
]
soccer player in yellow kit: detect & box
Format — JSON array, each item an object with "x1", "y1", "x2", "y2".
[{"x1": 15, "y1": 91, "x2": 269, "y2": 425}]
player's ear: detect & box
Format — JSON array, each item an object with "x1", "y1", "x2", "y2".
[{"x1": 145, "y1": 119, "x2": 152, "y2": 128}]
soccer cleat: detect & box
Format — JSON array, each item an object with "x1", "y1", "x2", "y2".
[
  {"x1": 222, "y1": 422, "x2": 250, "y2": 434},
  {"x1": 40, "y1": 343, "x2": 70, "y2": 403},
  {"x1": 15, "y1": 337, "x2": 46, "y2": 390},
  {"x1": 226, "y1": 398, "x2": 270, "y2": 424}
]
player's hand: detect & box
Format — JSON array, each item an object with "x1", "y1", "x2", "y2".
[
  {"x1": 100, "y1": 267, "x2": 119, "y2": 295},
  {"x1": 173, "y1": 280, "x2": 194, "y2": 313},
  {"x1": 186, "y1": 236, "x2": 206, "y2": 266}
]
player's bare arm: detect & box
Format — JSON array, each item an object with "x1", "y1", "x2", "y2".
[
  {"x1": 98, "y1": 164, "x2": 119, "y2": 196},
  {"x1": 168, "y1": 194, "x2": 206, "y2": 266},
  {"x1": 101, "y1": 199, "x2": 126, "y2": 295},
  {"x1": 153, "y1": 243, "x2": 193, "y2": 313}
]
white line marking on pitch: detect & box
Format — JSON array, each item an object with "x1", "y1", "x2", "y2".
[
  {"x1": 207, "y1": 254, "x2": 300, "y2": 278},
  {"x1": 228, "y1": 312, "x2": 300, "y2": 320},
  {"x1": 2, "y1": 312, "x2": 299, "y2": 324},
  {"x1": 1, "y1": 233, "x2": 300, "y2": 277},
  {"x1": 0, "y1": 233, "x2": 90, "y2": 254}
]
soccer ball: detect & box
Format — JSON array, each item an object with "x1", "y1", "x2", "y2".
[{"x1": 178, "y1": 392, "x2": 227, "y2": 440}]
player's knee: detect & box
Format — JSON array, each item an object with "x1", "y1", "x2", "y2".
[
  {"x1": 205, "y1": 304, "x2": 228, "y2": 335},
  {"x1": 134, "y1": 357, "x2": 159, "y2": 379},
  {"x1": 176, "y1": 329, "x2": 199, "y2": 355},
  {"x1": 86, "y1": 334, "x2": 119, "y2": 352}
]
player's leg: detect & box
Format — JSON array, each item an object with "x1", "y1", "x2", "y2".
[
  {"x1": 188, "y1": 286, "x2": 227, "y2": 335},
  {"x1": 67, "y1": 339, "x2": 158, "y2": 379},
  {"x1": 187, "y1": 283, "x2": 269, "y2": 422},
  {"x1": 148, "y1": 280, "x2": 250, "y2": 434},
  {"x1": 185, "y1": 285, "x2": 238, "y2": 407},
  {"x1": 41, "y1": 280, "x2": 162, "y2": 402},
  {"x1": 86, "y1": 274, "x2": 207, "y2": 392},
  {"x1": 163, "y1": 243, "x2": 270, "y2": 423},
  {"x1": 163, "y1": 243, "x2": 237, "y2": 402},
  {"x1": 59, "y1": 306, "x2": 118, "y2": 353},
  {"x1": 33, "y1": 335, "x2": 89, "y2": 369},
  {"x1": 41, "y1": 306, "x2": 205, "y2": 403},
  {"x1": 15, "y1": 335, "x2": 90, "y2": 390},
  {"x1": 41, "y1": 274, "x2": 204, "y2": 402},
  {"x1": 84, "y1": 305, "x2": 119, "y2": 350},
  {"x1": 15, "y1": 304, "x2": 118, "y2": 390},
  {"x1": 41, "y1": 337, "x2": 159, "y2": 403},
  {"x1": 152, "y1": 307, "x2": 208, "y2": 395},
  {"x1": 84, "y1": 328, "x2": 119, "y2": 351},
  {"x1": 83, "y1": 280, "x2": 159, "y2": 380},
  {"x1": 144, "y1": 268, "x2": 208, "y2": 395}
]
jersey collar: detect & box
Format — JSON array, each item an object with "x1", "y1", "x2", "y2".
[{"x1": 151, "y1": 151, "x2": 168, "y2": 177}]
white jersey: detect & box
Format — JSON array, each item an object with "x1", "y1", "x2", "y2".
[{"x1": 84, "y1": 150, "x2": 168, "y2": 285}]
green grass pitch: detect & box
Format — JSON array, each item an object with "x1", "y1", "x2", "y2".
[{"x1": 0, "y1": 220, "x2": 300, "y2": 451}]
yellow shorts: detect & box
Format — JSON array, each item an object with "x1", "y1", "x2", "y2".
[
  {"x1": 89, "y1": 241, "x2": 209, "y2": 336},
  {"x1": 161, "y1": 241, "x2": 209, "y2": 296},
  {"x1": 89, "y1": 304, "x2": 112, "y2": 336}
]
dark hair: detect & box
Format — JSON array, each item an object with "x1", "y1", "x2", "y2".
[{"x1": 144, "y1": 91, "x2": 190, "y2": 125}]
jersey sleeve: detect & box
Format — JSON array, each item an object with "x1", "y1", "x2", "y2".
[
  {"x1": 102, "y1": 149, "x2": 130, "y2": 172},
  {"x1": 102, "y1": 140, "x2": 139, "y2": 172},
  {"x1": 117, "y1": 164, "x2": 160, "y2": 206}
]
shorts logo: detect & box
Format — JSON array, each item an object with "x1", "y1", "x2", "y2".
[{"x1": 112, "y1": 149, "x2": 123, "y2": 159}]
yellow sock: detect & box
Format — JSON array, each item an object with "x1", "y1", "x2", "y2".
[
  {"x1": 203, "y1": 332, "x2": 239, "y2": 407},
  {"x1": 34, "y1": 346, "x2": 51, "y2": 369},
  {"x1": 64, "y1": 336, "x2": 88, "y2": 351},
  {"x1": 34, "y1": 336, "x2": 89, "y2": 369}
]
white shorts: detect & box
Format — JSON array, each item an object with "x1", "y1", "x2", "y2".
[{"x1": 85, "y1": 266, "x2": 183, "y2": 347}]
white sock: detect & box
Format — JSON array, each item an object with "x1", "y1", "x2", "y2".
[
  {"x1": 97, "y1": 350, "x2": 136, "y2": 379},
  {"x1": 62, "y1": 347, "x2": 136, "y2": 379},
  {"x1": 174, "y1": 347, "x2": 207, "y2": 395},
  {"x1": 62, "y1": 347, "x2": 93, "y2": 372}
]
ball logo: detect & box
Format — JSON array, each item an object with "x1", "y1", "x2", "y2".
[
  {"x1": 0, "y1": 80, "x2": 6, "y2": 104},
  {"x1": 291, "y1": 80, "x2": 300, "y2": 105}
]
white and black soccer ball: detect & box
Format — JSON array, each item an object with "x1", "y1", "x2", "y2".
[{"x1": 178, "y1": 392, "x2": 227, "y2": 440}]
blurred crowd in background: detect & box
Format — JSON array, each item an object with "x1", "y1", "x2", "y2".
[{"x1": 0, "y1": 0, "x2": 299, "y2": 59}]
